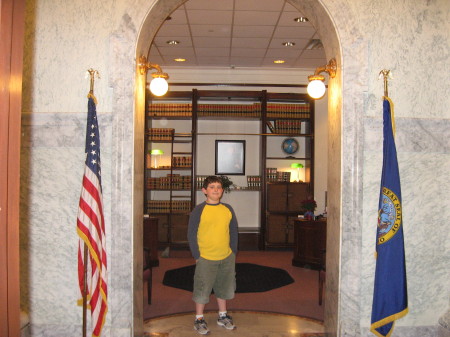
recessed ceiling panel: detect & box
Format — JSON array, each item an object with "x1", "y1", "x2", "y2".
[
  {"x1": 193, "y1": 36, "x2": 231, "y2": 48},
  {"x1": 278, "y1": 11, "x2": 313, "y2": 27},
  {"x1": 284, "y1": 2, "x2": 302, "y2": 12},
  {"x1": 232, "y1": 37, "x2": 271, "y2": 49},
  {"x1": 294, "y1": 57, "x2": 327, "y2": 68},
  {"x1": 164, "y1": 57, "x2": 198, "y2": 66},
  {"x1": 232, "y1": 25, "x2": 275, "y2": 38},
  {"x1": 157, "y1": 46, "x2": 196, "y2": 56},
  {"x1": 273, "y1": 26, "x2": 316, "y2": 39},
  {"x1": 187, "y1": 10, "x2": 233, "y2": 25},
  {"x1": 156, "y1": 24, "x2": 191, "y2": 37},
  {"x1": 164, "y1": 8, "x2": 188, "y2": 24},
  {"x1": 195, "y1": 47, "x2": 230, "y2": 57},
  {"x1": 185, "y1": 0, "x2": 233, "y2": 10},
  {"x1": 231, "y1": 48, "x2": 266, "y2": 57},
  {"x1": 233, "y1": 11, "x2": 280, "y2": 26},
  {"x1": 153, "y1": 36, "x2": 193, "y2": 47},
  {"x1": 266, "y1": 48, "x2": 303, "y2": 58},
  {"x1": 234, "y1": 0, "x2": 284, "y2": 11},
  {"x1": 260, "y1": 57, "x2": 297, "y2": 67},
  {"x1": 196, "y1": 56, "x2": 230, "y2": 66},
  {"x1": 229, "y1": 56, "x2": 264, "y2": 67},
  {"x1": 301, "y1": 49, "x2": 327, "y2": 59},
  {"x1": 190, "y1": 24, "x2": 232, "y2": 37},
  {"x1": 268, "y1": 38, "x2": 309, "y2": 50}
]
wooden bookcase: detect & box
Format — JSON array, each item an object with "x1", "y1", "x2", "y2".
[{"x1": 145, "y1": 89, "x2": 314, "y2": 249}]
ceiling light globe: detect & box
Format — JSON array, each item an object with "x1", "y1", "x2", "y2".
[
  {"x1": 307, "y1": 79, "x2": 326, "y2": 99},
  {"x1": 150, "y1": 77, "x2": 169, "y2": 96}
]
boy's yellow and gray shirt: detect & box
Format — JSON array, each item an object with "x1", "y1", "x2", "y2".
[{"x1": 188, "y1": 201, "x2": 238, "y2": 260}]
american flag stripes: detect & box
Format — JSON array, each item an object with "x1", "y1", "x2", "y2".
[{"x1": 77, "y1": 96, "x2": 108, "y2": 337}]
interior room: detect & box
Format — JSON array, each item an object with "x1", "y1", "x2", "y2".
[
  {"x1": 140, "y1": 1, "x2": 331, "y2": 334},
  {"x1": 1, "y1": 0, "x2": 449, "y2": 337}
]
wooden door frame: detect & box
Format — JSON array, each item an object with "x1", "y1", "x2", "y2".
[{"x1": 0, "y1": 0, "x2": 26, "y2": 336}]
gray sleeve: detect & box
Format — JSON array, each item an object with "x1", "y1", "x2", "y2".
[
  {"x1": 224, "y1": 203, "x2": 239, "y2": 255},
  {"x1": 187, "y1": 202, "x2": 204, "y2": 260}
]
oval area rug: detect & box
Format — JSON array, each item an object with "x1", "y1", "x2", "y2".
[{"x1": 162, "y1": 263, "x2": 294, "y2": 293}]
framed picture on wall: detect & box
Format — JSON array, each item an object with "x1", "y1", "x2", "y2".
[{"x1": 215, "y1": 140, "x2": 246, "y2": 175}]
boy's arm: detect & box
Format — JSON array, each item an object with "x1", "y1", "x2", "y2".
[
  {"x1": 228, "y1": 206, "x2": 239, "y2": 255},
  {"x1": 187, "y1": 203, "x2": 203, "y2": 260}
]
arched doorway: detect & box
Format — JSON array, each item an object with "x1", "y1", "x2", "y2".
[{"x1": 132, "y1": 0, "x2": 347, "y2": 334}]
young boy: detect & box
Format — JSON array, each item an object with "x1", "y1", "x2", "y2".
[{"x1": 188, "y1": 176, "x2": 238, "y2": 335}]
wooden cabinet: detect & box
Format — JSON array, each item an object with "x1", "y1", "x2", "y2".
[
  {"x1": 143, "y1": 216, "x2": 159, "y2": 267},
  {"x1": 292, "y1": 219, "x2": 327, "y2": 269},
  {"x1": 265, "y1": 182, "x2": 310, "y2": 247}
]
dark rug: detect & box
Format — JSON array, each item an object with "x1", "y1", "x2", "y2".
[{"x1": 162, "y1": 263, "x2": 294, "y2": 293}]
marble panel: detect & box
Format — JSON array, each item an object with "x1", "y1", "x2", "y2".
[
  {"x1": 20, "y1": 112, "x2": 114, "y2": 334},
  {"x1": 361, "y1": 116, "x2": 450, "y2": 330}
]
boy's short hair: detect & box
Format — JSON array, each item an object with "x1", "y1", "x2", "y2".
[{"x1": 202, "y1": 176, "x2": 223, "y2": 189}]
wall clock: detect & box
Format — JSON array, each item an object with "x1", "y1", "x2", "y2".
[{"x1": 281, "y1": 138, "x2": 299, "y2": 155}]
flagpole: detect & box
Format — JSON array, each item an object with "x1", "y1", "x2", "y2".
[
  {"x1": 82, "y1": 244, "x2": 88, "y2": 337},
  {"x1": 378, "y1": 69, "x2": 396, "y2": 136},
  {"x1": 378, "y1": 69, "x2": 391, "y2": 97},
  {"x1": 87, "y1": 68, "x2": 100, "y2": 103}
]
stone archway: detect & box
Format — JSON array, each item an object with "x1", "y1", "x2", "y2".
[{"x1": 131, "y1": 1, "x2": 365, "y2": 335}]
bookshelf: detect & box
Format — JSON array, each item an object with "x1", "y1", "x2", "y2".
[
  {"x1": 261, "y1": 92, "x2": 314, "y2": 248},
  {"x1": 145, "y1": 89, "x2": 314, "y2": 249}
]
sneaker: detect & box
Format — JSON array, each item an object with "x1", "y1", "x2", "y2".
[
  {"x1": 194, "y1": 318, "x2": 210, "y2": 335},
  {"x1": 217, "y1": 314, "x2": 236, "y2": 330}
]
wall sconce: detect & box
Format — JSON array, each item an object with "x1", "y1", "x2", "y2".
[
  {"x1": 138, "y1": 56, "x2": 169, "y2": 96},
  {"x1": 307, "y1": 58, "x2": 336, "y2": 99},
  {"x1": 291, "y1": 163, "x2": 304, "y2": 182},
  {"x1": 150, "y1": 149, "x2": 164, "y2": 168}
]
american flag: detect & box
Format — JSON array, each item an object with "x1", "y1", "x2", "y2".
[{"x1": 77, "y1": 96, "x2": 108, "y2": 337}]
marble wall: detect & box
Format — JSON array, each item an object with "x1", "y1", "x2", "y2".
[
  {"x1": 20, "y1": 0, "x2": 449, "y2": 336},
  {"x1": 20, "y1": 112, "x2": 113, "y2": 336}
]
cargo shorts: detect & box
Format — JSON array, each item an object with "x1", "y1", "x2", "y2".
[{"x1": 192, "y1": 253, "x2": 236, "y2": 304}]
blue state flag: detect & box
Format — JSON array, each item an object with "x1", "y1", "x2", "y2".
[{"x1": 370, "y1": 97, "x2": 408, "y2": 337}]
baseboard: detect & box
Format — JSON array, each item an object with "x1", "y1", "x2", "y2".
[
  {"x1": 238, "y1": 228, "x2": 260, "y2": 251},
  {"x1": 362, "y1": 325, "x2": 438, "y2": 337}
]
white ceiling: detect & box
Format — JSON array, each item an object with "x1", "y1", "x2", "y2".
[{"x1": 149, "y1": 0, "x2": 327, "y2": 70}]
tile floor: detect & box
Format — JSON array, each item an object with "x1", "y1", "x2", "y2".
[{"x1": 144, "y1": 311, "x2": 324, "y2": 337}]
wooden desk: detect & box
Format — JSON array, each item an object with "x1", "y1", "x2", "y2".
[
  {"x1": 143, "y1": 216, "x2": 159, "y2": 267},
  {"x1": 292, "y1": 219, "x2": 326, "y2": 269}
]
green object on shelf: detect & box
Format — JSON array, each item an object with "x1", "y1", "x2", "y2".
[{"x1": 150, "y1": 149, "x2": 164, "y2": 155}]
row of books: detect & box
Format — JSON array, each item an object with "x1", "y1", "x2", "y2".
[
  {"x1": 267, "y1": 103, "x2": 310, "y2": 114},
  {"x1": 147, "y1": 200, "x2": 191, "y2": 214},
  {"x1": 173, "y1": 156, "x2": 192, "y2": 168},
  {"x1": 266, "y1": 168, "x2": 291, "y2": 182},
  {"x1": 147, "y1": 103, "x2": 311, "y2": 118},
  {"x1": 148, "y1": 103, "x2": 192, "y2": 117},
  {"x1": 195, "y1": 175, "x2": 209, "y2": 190},
  {"x1": 247, "y1": 175, "x2": 262, "y2": 189},
  {"x1": 148, "y1": 128, "x2": 174, "y2": 141},
  {"x1": 147, "y1": 174, "x2": 192, "y2": 190},
  {"x1": 266, "y1": 120, "x2": 303, "y2": 134},
  {"x1": 197, "y1": 104, "x2": 260, "y2": 117}
]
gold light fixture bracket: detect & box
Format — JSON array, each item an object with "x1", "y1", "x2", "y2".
[
  {"x1": 138, "y1": 56, "x2": 169, "y2": 80},
  {"x1": 309, "y1": 58, "x2": 336, "y2": 80}
]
